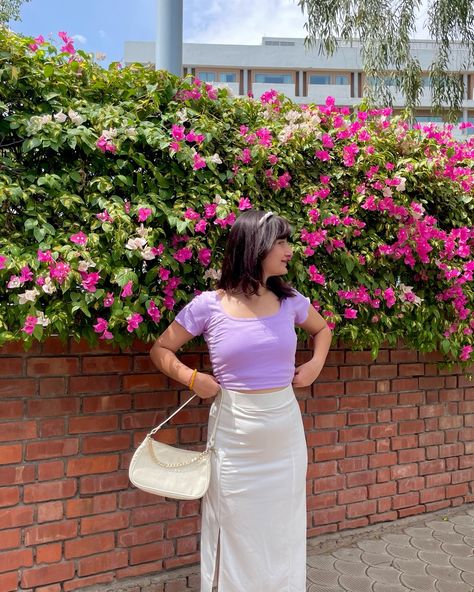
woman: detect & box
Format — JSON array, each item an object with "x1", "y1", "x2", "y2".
[{"x1": 150, "y1": 209, "x2": 332, "y2": 592}]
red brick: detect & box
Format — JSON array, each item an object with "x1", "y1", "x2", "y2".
[
  {"x1": 0, "y1": 571, "x2": 19, "y2": 592},
  {"x1": 347, "y1": 470, "x2": 376, "y2": 487},
  {"x1": 27, "y1": 357, "x2": 79, "y2": 376},
  {"x1": 339, "y1": 427, "x2": 369, "y2": 442},
  {"x1": 314, "y1": 414, "x2": 347, "y2": 429},
  {"x1": 0, "y1": 528, "x2": 20, "y2": 551},
  {"x1": 312, "y1": 506, "x2": 346, "y2": 525},
  {"x1": 39, "y1": 418, "x2": 66, "y2": 438},
  {"x1": 369, "y1": 452, "x2": 397, "y2": 468},
  {"x1": 82, "y1": 434, "x2": 130, "y2": 454},
  {"x1": 347, "y1": 411, "x2": 377, "y2": 425},
  {"x1": 420, "y1": 486, "x2": 446, "y2": 503},
  {"x1": 0, "y1": 358, "x2": 23, "y2": 376},
  {"x1": 25, "y1": 521, "x2": 77, "y2": 545},
  {"x1": 36, "y1": 543, "x2": 62, "y2": 564},
  {"x1": 82, "y1": 356, "x2": 131, "y2": 374},
  {"x1": 0, "y1": 444, "x2": 22, "y2": 465},
  {"x1": 308, "y1": 492, "x2": 337, "y2": 510},
  {"x1": 118, "y1": 524, "x2": 165, "y2": 547},
  {"x1": 0, "y1": 401, "x2": 23, "y2": 419},
  {"x1": 38, "y1": 460, "x2": 64, "y2": 481},
  {"x1": 26, "y1": 438, "x2": 79, "y2": 460},
  {"x1": 346, "y1": 500, "x2": 377, "y2": 518},
  {"x1": 426, "y1": 473, "x2": 451, "y2": 487},
  {"x1": 398, "y1": 504, "x2": 426, "y2": 518},
  {"x1": 339, "y1": 456, "x2": 368, "y2": 473},
  {"x1": 28, "y1": 398, "x2": 79, "y2": 417},
  {"x1": 439, "y1": 416, "x2": 463, "y2": 430},
  {"x1": 166, "y1": 516, "x2": 200, "y2": 539},
  {"x1": 37, "y1": 501, "x2": 64, "y2": 523},
  {"x1": 39, "y1": 378, "x2": 66, "y2": 397},
  {"x1": 129, "y1": 541, "x2": 174, "y2": 565},
  {"x1": 177, "y1": 535, "x2": 197, "y2": 556},
  {"x1": 370, "y1": 424, "x2": 397, "y2": 439},
  {"x1": 0, "y1": 505, "x2": 34, "y2": 529},
  {"x1": 398, "y1": 477, "x2": 425, "y2": 493},
  {"x1": 346, "y1": 440, "x2": 376, "y2": 456},
  {"x1": 399, "y1": 392, "x2": 424, "y2": 405},
  {"x1": 419, "y1": 459, "x2": 446, "y2": 475},
  {"x1": 439, "y1": 443, "x2": 464, "y2": 458},
  {"x1": 21, "y1": 562, "x2": 75, "y2": 588},
  {"x1": 134, "y1": 391, "x2": 179, "y2": 410},
  {"x1": 0, "y1": 420, "x2": 37, "y2": 442},
  {"x1": 66, "y1": 494, "x2": 116, "y2": 518},
  {"x1": 391, "y1": 378, "x2": 419, "y2": 392},
  {"x1": 122, "y1": 373, "x2": 168, "y2": 392},
  {"x1": 0, "y1": 465, "x2": 35, "y2": 486},
  {"x1": 0, "y1": 378, "x2": 36, "y2": 397},
  {"x1": 446, "y1": 483, "x2": 469, "y2": 498},
  {"x1": 131, "y1": 504, "x2": 177, "y2": 526},
  {"x1": 391, "y1": 436, "x2": 418, "y2": 450},
  {"x1": 65, "y1": 533, "x2": 115, "y2": 558},
  {"x1": 306, "y1": 430, "x2": 337, "y2": 446},
  {"x1": 69, "y1": 375, "x2": 121, "y2": 394},
  {"x1": 451, "y1": 468, "x2": 474, "y2": 484},
  {"x1": 80, "y1": 511, "x2": 129, "y2": 534},
  {"x1": 67, "y1": 454, "x2": 119, "y2": 477},
  {"x1": 0, "y1": 486, "x2": 19, "y2": 507},
  {"x1": 399, "y1": 420, "x2": 425, "y2": 435},
  {"x1": 369, "y1": 394, "x2": 398, "y2": 408},
  {"x1": 63, "y1": 573, "x2": 114, "y2": 591},
  {"x1": 82, "y1": 395, "x2": 132, "y2": 414},
  {"x1": 24, "y1": 480, "x2": 76, "y2": 503},
  {"x1": 313, "y1": 382, "x2": 345, "y2": 396},
  {"x1": 339, "y1": 365, "x2": 369, "y2": 379},
  {"x1": 392, "y1": 491, "x2": 420, "y2": 509},
  {"x1": 314, "y1": 445, "x2": 345, "y2": 462},
  {"x1": 419, "y1": 431, "x2": 445, "y2": 446},
  {"x1": 79, "y1": 472, "x2": 130, "y2": 494},
  {"x1": 314, "y1": 475, "x2": 345, "y2": 493},
  {"x1": 115, "y1": 560, "x2": 164, "y2": 580},
  {"x1": 338, "y1": 487, "x2": 367, "y2": 504},
  {"x1": 69, "y1": 415, "x2": 118, "y2": 434},
  {"x1": 0, "y1": 548, "x2": 33, "y2": 573},
  {"x1": 398, "y1": 449, "x2": 425, "y2": 463},
  {"x1": 399, "y1": 363, "x2": 425, "y2": 376}
]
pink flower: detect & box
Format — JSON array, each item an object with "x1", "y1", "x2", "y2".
[
  {"x1": 238, "y1": 197, "x2": 252, "y2": 210},
  {"x1": 171, "y1": 124, "x2": 185, "y2": 141},
  {"x1": 321, "y1": 134, "x2": 334, "y2": 148},
  {"x1": 198, "y1": 248, "x2": 212, "y2": 267},
  {"x1": 169, "y1": 141, "x2": 181, "y2": 153},
  {"x1": 268, "y1": 154, "x2": 279, "y2": 165},
  {"x1": 81, "y1": 272, "x2": 100, "y2": 293},
  {"x1": 121, "y1": 281, "x2": 133, "y2": 298},
  {"x1": 308, "y1": 265, "x2": 326, "y2": 285},
  {"x1": 96, "y1": 136, "x2": 116, "y2": 153},
  {"x1": 19, "y1": 266, "x2": 33, "y2": 283},
  {"x1": 203, "y1": 203, "x2": 217, "y2": 218},
  {"x1": 124, "y1": 202, "x2": 131, "y2": 214},
  {"x1": 70, "y1": 231, "x2": 88, "y2": 246},
  {"x1": 184, "y1": 208, "x2": 200, "y2": 220},
  {"x1": 195, "y1": 219, "x2": 207, "y2": 233},
  {"x1": 193, "y1": 153, "x2": 207, "y2": 170},
  {"x1": 159, "y1": 268, "x2": 171, "y2": 281},
  {"x1": 96, "y1": 210, "x2": 113, "y2": 223},
  {"x1": 104, "y1": 292, "x2": 114, "y2": 307},
  {"x1": 383, "y1": 287, "x2": 396, "y2": 308},
  {"x1": 49, "y1": 262, "x2": 70, "y2": 284},
  {"x1": 173, "y1": 247, "x2": 193, "y2": 263},
  {"x1": 138, "y1": 208, "x2": 152, "y2": 222},
  {"x1": 344, "y1": 308, "x2": 358, "y2": 319},
  {"x1": 277, "y1": 172, "x2": 292, "y2": 189},
  {"x1": 147, "y1": 301, "x2": 161, "y2": 323},
  {"x1": 127, "y1": 313, "x2": 143, "y2": 333},
  {"x1": 93, "y1": 318, "x2": 109, "y2": 334},
  {"x1": 237, "y1": 148, "x2": 252, "y2": 164},
  {"x1": 22, "y1": 315, "x2": 37, "y2": 335},
  {"x1": 460, "y1": 345, "x2": 473, "y2": 361},
  {"x1": 315, "y1": 150, "x2": 331, "y2": 161},
  {"x1": 0, "y1": 255, "x2": 6, "y2": 269}
]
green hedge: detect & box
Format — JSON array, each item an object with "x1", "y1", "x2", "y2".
[{"x1": 0, "y1": 27, "x2": 473, "y2": 367}]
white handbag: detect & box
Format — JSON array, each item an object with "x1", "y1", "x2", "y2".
[{"x1": 128, "y1": 392, "x2": 222, "y2": 500}]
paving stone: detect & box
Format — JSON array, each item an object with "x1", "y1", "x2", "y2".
[
  {"x1": 451, "y1": 515, "x2": 474, "y2": 525},
  {"x1": 307, "y1": 555, "x2": 337, "y2": 571},
  {"x1": 357, "y1": 540, "x2": 388, "y2": 554},
  {"x1": 400, "y1": 573, "x2": 437, "y2": 591},
  {"x1": 306, "y1": 568, "x2": 340, "y2": 587},
  {"x1": 307, "y1": 585, "x2": 340, "y2": 592},
  {"x1": 381, "y1": 533, "x2": 412, "y2": 546},
  {"x1": 405, "y1": 527, "x2": 434, "y2": 538},
  {"x1": 366, "y1": 566, "x2": 402, "y2": 585},
  {"x1": 426, "y1": 520, "x2": 455, "y2": 533},
  {"x1": 334, "y1": 560, "x2": 368, "y2": 578},
  {"x1": 450, "y1": 556, "x2": 474, "y2": 572},
  {"x1": 425, "y1": 564, "x2": 463, "y2": 583},
  {"x1": 460, "y1": 571, "x2": 474, "y2": 586},
  {"x1": 441, "y1": 543, "x2": 474, "y2": 557},
  {"x1": 386, "y1": 544, "x2": 419, "y2": 560},
  {"x1": 417, "y1": 551, "x2": 452, "y2": 567},
  {"x1": 435, "y1": 581, "x2": 473, "y2": 592},
  {"x1": 433, "y1": 531, "x2": 465, "y2": 544},
  {"x1": 338, "y1": 574, "x2": 374, "y2": 592},
  {"x1": 392, "y1": 558, "x2": 427, "y2": 575},
  {"x1": 411, "y1": 538, "x2": 442, "y2": 552},
  {"x1": 372, "y1": 585, "x2": 408, "y2": 592},
  {"x1": 333, "y1": 548, "x2": 363, "y2": 562},
  {"x1": 360, "y1": 552, "x2": 393, "y2": 566},
  {"x1": 453, "y1": 525, "x2": 474, "y2": 537},
  {"x1": 463, "y1": 536, "x2": 474, "y2": 547}
]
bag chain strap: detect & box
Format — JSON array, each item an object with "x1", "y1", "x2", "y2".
[{"x1": 146, "y1": 389, "x2": 224, "y2": 469}]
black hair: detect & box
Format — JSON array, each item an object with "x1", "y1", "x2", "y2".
[{"x1": 216, "y1": 210, "x2": 296, "y2": 299}]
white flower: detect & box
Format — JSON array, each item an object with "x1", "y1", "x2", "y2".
[
  {"x1": 7, "y1": 276, "x2": 21, "y2": 289},
  {"x1": 42, "y1": 277, "x2": 57, "y2": 294},
  {"x1": 382, "y1": 187, "x2": 393, "y2": 197},
  {"x1": 395, "y1": 177, "x2": 406, "y2": 192},
  {"x1": 141, "y1": 247, "x2": 156, "y2": 261},
  {"x1": 78, "y1": 260, "x2": 96, "y2": 272},
  {"x1": 126, "y1": 237, "x2": 147, "y2": 251},
  {"x1": 204, "y1": 268, "x2": 221, "y2": 281},
  {"x1": 176, "y1": 108, "x2": 188, "y2": 123},
  {"x1": 68, "y1": 109, "x2": 85, "y2": 125},
  {"x1": 136, "y1": 224, "x2": 149, "y2": 238},
  {"x1": 101, "y1": 128, "x2": 117, "y2": 140},
  {"x1": 124, "y1": 127, "x2": 137, "y2": 139},
  {"x1": 54, "y1": 111, "x2": 67, "y2": 123},
  {"x1": 18, "y1": 288, "x2": 39, "y2": 305},
  {"x1": 285, "y1": 110, "x2": 301, "y2": 123},
  {"x1": 37, "y1": 311, "x2": 50, "y2": 327},
  {"x1": 209, "y1": 153, "x2": 222, "y2": 164},
  {"x1": 39, "y1": 114, "x2": 52, "y2": 126}
]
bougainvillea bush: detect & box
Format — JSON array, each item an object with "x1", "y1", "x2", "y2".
[{"x1": 1, "y1": 27, "x2": 473, "y2": 366}]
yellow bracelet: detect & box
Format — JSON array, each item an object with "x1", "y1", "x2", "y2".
[{"x1": 188, "y1": 368, "x2": 198, "y2": 391}]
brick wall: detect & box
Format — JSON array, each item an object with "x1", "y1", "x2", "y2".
[{"x1": 0, "y1": 338, "x2": 473, "y2": 591}]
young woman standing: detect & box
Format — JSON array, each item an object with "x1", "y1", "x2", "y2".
[{"x1": 150, "y1": 209, "x2": 332, "y2": 591}]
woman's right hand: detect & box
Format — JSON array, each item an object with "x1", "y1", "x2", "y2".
[{"x1": 191, "y1": 372, "x2": 221, "y2": 399}]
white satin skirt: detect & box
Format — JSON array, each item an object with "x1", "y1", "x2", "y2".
[{"x1": 200, "y1": 385, "x2": 308, "y2": 592}]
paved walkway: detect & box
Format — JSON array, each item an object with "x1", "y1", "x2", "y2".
[{"x1": 306, "y1": 504, "x2": 474, "y2": 592}]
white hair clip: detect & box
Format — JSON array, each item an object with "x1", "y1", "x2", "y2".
[{"x1": 258, "y1": 211, "x2": 274, "y2": 227}]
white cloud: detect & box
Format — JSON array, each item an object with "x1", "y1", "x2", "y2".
[
  {"x1": 72, "y1": 34, "x2": 87, "y2": 44},
  {"x1": 99, "y1": 29, "x2": 107, "y2": 39}
]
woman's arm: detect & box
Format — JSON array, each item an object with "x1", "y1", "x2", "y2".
[
  {"x1": 292, "y1": 305, "x2": 333, "y2": 388},
  {"x1": 150, "y1": 321, "x2": 220, "y2": 399}
]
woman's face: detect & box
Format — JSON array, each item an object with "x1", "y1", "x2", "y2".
[{"x1": 261, "y1": 238, "x2": 293, "y2": 281}]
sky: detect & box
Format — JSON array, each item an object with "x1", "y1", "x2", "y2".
[{"x1": 10, "y1": 0, "x2": 430, "y2": 67}]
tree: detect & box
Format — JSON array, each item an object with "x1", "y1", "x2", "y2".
[
  {"x1": 0, "y1": 0, "x2": 30, "y2": 23},
  {"x1": 298, "y1": 0, "x2": 474, "y2": 119}
]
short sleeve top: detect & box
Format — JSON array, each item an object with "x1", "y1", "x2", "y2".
[{"x1": 174, "y1": 289, "x2": 310, "y2": 390}]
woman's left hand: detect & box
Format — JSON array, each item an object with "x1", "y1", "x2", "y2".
[{"x1": 292, "y1": 359, "x2": 323, "y2": 388}]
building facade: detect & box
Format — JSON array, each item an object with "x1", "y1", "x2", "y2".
[{"x1": 124, "y1": 37, "x2": 474, "y2": 136}]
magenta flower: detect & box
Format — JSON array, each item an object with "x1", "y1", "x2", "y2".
[
  {"x1": 169, "y1": 141, "x2": 181, "y2": 153},
  {"x1": 159, "y1": 268, "x2": 171, "y2": 281},
  {"x1": 238, "y1": 197, "x2": 252, "y2": 210},
  {"x1": 138, "y1": 208, "x2": 152, "y2": 222},
  {"x1": 0, "y1": 255, "x2": 6, "y2": 269},
  {"x1": 37, "y1": 250, "x2": 54, "y2": 263},
  {"x1": 104, "y1": 292, "x2": 114, "y2": 307},
  {"x1": 127, "y1": 313, "x2": 143, "y2": 333},
  {"x1": 203, "y1": 203, "x2": 217, "y2": 218},
  {"x1": 344, "y1": 308, "x2": 358, "y2": 319},
  {"x1": 195, "y1": 219, "x2": 207, "y2": 233},
  {"x1": 193, "y1": 153, "x2": 207, "y2": 170},
  {"x1": 81, "y1": 272, "x2": 100, "y2": 293},
  {"x1": 268, "y1": 154, "x2": 279, "y2": 165},
  {"x1": 96, "y1": 136, "x2": 117, "y2": 154},
  {"x1": 315, "y1": 150, "x2": 331, "y2": 161},
  {"x1": 277, "y1": 172, "x2": 292, "y2": 189},
  {"x1": 308, "y1": 265, "x2": 326, "y2": 285},
  {"x1": 460, "y1": 345, "x2": 473, "y2": 361},
  {"x1": 96, "y1": 210, "x2": 113, "y2": 223},
  {"x1": 22, "y1": 316, "x2": 37, "y2": 335},
  {"x1": 171, "y1": 124, "x2": 185, "y2": 141},
  {"x1": 237, "y1": 148, "x2": 252, "y2": 164},
  {"x1": 198, "y1": 248, "x2": 212, "y2": 267},
  {"x1": 49, "y1": 262, "x2": 71, "y2": 284},
  {"x1": 383, "y1": 287, "x2": 396, "y2": 308},
  {"x1": 173, "y1": 247, "x2": 193, "y2": 263},
  {"x1": 121, "y1": 281, "x2": 133, "y2": 298},
  {"x1": 147, "y1": 301, "x2": 161, "y2": 323},
  {"x1": 93, "y1": 318, "x2": 109, "y2": 334},
  {"x1": 70, "y1": 231, "x2": 88, "y2": 246},
  {"x1": 184, "y1": 208, "x2": 200, "y2": 220}
]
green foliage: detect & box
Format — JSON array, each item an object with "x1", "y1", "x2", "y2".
[{"x1": 0, "y1": 27, "x2": 473, "y2": 370}]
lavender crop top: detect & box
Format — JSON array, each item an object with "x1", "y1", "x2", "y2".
[{"x1": 174, "y1": 289, "x2": 311, "y2": 390}]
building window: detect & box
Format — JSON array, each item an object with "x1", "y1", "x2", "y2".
[
  {"x1": 309, "y1": 75, "x2": 331, "y2": 85},
  {"x1": 255, "y1": 73, "x2": 293, "y2": 84},
  {"x1": 335, "y1": 75, "x2": 349, "y2": 85},
  {"x1": 415, "y1": 116, "x2": 443, "y2": 122},
  {"x1": 220, "y1": 72, "x2": 237, "y2": 83},
  {"x1": 422, "y1": 76, "x2": 431, "y2": 88},
  {"x1": 198, "y1": 71, "x2": 216, "y2": 82}
]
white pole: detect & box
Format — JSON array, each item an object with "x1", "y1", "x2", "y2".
[{"x1": 156, "y1": 0, "x2": 183, "y2": 75}]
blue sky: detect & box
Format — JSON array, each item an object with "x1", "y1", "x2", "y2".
[{"x1": 10, "y1": 0, "x2": 429, "y2": 67}]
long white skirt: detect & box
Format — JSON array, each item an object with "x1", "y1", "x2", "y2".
[{"x1": 200, "y1": 385, "x2": 308, "y2": 592}]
